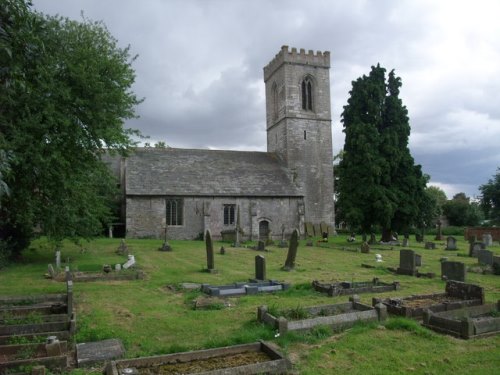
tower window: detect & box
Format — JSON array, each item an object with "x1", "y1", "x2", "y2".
[
  {"x1": 223, "y1": 204, "x2": 235, "y2": 225},
  {"x1": 166, "y1": 198, "x2": 183, "y2": 226},
  {"x1": 304, "y1": 130, "x2": 307, "y2": 140},
  {"x1": 301, "y1": 78, "x2": 313, "y2": 111},
  {"x1": 272, "y1": 82, "x2": 279, "y2": 120}
]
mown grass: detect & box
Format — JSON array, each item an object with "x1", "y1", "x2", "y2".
[{"x1": 0, "y1": 235, "x2": 499, "y2": 374}]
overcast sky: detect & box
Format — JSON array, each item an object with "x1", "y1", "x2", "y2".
[{"x1": 32, "y1": 0, "x2": 500, "y2": 199}]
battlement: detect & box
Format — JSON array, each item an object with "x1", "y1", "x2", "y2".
[{"x1": 264, "y1": 45, "x2": 330, "y2": 81}]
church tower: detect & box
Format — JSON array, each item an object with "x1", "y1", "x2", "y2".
[{"x1": 263, "y1": 45, "x2": 335, "y2": 227}]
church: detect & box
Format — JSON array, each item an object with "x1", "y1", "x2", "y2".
[{"x1": 107, "y1": 46, "x2": 335, "y2": 240}]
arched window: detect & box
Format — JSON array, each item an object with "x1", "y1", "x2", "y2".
[
  {"x1": 166, "y1": 198, "x2": 183, "y2": 226},
  {"x1": 223, "y1": 204, "x2": 235, "y2": 225},
  {"x1": 301, "y1": 77, "x2": 313, "y2": 111}
]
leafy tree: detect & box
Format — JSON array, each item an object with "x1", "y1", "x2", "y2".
[
  {"x1": 442, "y1": 193, "x2": 482, "y2": 226},
  {"x1": 420, "y1": 185, "x2": 448, "y2": 227},
  {"x1": 479, "y1": 168, "x2": 500, "y2": 225},
  {"x1": 0, "y1": 0, "x2": 142, "y2": 260},
  {"x1": 337, "y1": 65, "x2": 429, "y2": 240}
]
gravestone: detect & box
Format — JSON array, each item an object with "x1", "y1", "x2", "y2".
[
  {"x1": 445, "y1": 236, "x2": 457, "y2": 250},
  {"x1": 117, "y1": 239, "x2": 128, "y2": 255},
  {"x1": 320, "y1": 222, "x2": 328, "y2": 235},
  {"x1": 257, "y1": 240, "x2": 266, "y2": 251},
  {"x1": 402, "y1": 238, "x2": 410, "y2": 247},
  {"x1": 255, "y1": 255, "x2": 266, "y2": 281},
  {"x1": 76, "y1": 339, "x2": 125, "y2": 367},
  {"x1": 361, "y1": 242, "x2": 370, "y2": 254},
  {"x1": 219, "y1": 246, "x2": 225, "y2": 255},
  {"x1": 313, "y1": 224, "x2": 321, "y2": 236},
  {"x1": 122, "y1": 255, "x2": 136, "y2": 269},
  {"x1": 397, "y1": 249, "x2": 417, "y2": 276},
  {"x1": 368, "y1": 233, "x2": 377, "y2": 245},
  {"x1": 470, "y1": 242, "x2": 486, "y2": 257},
  {"x1": 305, "y1": 222, "x2": 314, "y2": 237},
  {"x1": 48, "y1": 264, "x2": 55, "y2": 278},
  {"x1": 55, "y1": 251, "x2": 61, "y2": 269},
  {"x1": 415, "y1": 254, "x2": 422, "y2": 267},
  {"x1": 425, "y1": 242, "x2": 436, "y2": 250},
  {"x1": 115, "y1": 264, "x2": 121, "y2": 271},
  {"x1": 205, "y1": 229, "x2": 215, "y2": 272},
  {"x1": 159, "y1": 227, "x2": 172, "y2": 251},
  {"x1": 441, "y1": 261, "x2": 466, "y2": 282},
  {"x1": 477, "y1": 250, "x2": 493, "y2": 266},
  {"x1": 283, "y1": 229, "x2": 299, "y2": 271},
  {"x1": 435, "y1": 220, "x2": 443, "y2": 240},
  {"x1": 482, "y1": 233, "x2": 493, "y2": 246},
  {"x1": 493, "y1": 256, "x2": 500, "y2": 275},
  {"x1": 415, "y1": 233, "x2": 423, "y2": 243}
]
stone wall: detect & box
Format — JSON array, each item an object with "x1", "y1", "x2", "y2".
[
  {"x1": 126, "y1": 195, "x2": 304, "y2": 240},
  {"x1": 464, "y1": 227, "x2": 500, "y2": 241}
]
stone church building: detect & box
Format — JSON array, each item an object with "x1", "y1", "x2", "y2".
[{"x1": 107, "y1": 46, "x2": 335, "y2": 240}]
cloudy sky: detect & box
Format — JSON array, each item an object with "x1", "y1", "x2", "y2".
[{"x1": 32, "y1": 0, "x2": 500, "y2": 199}]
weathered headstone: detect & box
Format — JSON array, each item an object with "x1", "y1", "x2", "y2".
[
  {"x1": 55, "y1": 250, "x2": 61, "y2": 269},
  {"x1": 205, "y1": 229, "x2": 215, "y2": 272},
  {"x1": 115, "y1": 264, "x2": 122, "y2": 271},
  {"x1": 477, "y1": 250, "x2": 493, "y2": 266},
  {"x1": 415, "y1": 233, "x2": 423, "y2": 243},
  {"x1": 122, "y1": 255, "x2": 136, "y2": 269},
  {"x1": 117, "y1": 239, "x2": 128, "y2": 255},
  {"x1": 313, "y1": 224, "x2": 321, "y2": 236},
  {"x1": 305, "y1": 222, "x2": 314, "y2": 237},
  {"x1": 397, "y1": 249, "x2": 417, "y2": 276},
  {"x1": 48, "y1": 264, "x2": 55, "y2": 278},
  {"x1": 402, "y1": 238, "x2": 410, "y2": 247},
  {"x1": 425, "y1": 241, "x2": 436, "y2": 250},
  {"x1": 257, "y1": 240, "x2": 266, "y2": 251},
  {"x1": 320, "y1": 222, "x2": 328, "y2": 235},
  {"x1": 445, "y1": 236, "x2": 457, "y2": 250},
  {"x1": 219, "y1": 246, "x2": 225, "y2": 255},
  {"x1": 435, "y1": 220, "x2": 443, "y2": 240},
  {"x1": 415, "y1": 254, "x2": 422, "y2": 267},
  {"x1": 361, "y1": 242, "x2": 370, "y2": 254},
  {"x1": 283, "y1": 229, "x2": 299, "y2": 271},
  {"x1": 255, "y1": 255, "x2": 266, "y2": 281},
  {"x1": 368, "y1": 233, "x2": 376, "y2": 245},
  {"x1": 76, "y1": 339, "x2": 125, "y2": 367},
  {"x1": 482, "y1": 233, "x2": 493, "y2": 246},
  {"x1": 441, "y1": 261, "x2": 466, "y2": 282},
  {"x1": 470, "y1": 242, "x2": 486, "y2": 257}
]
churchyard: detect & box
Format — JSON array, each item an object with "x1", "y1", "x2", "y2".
[{"x1": 0, "y1": 234, "x2": 499, "y2": 374}]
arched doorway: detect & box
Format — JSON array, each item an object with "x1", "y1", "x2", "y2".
[{"x1": 259, "y1": 220, "x2": 270, "y2": 240}]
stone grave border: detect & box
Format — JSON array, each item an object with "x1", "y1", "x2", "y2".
[
  {"x1": 201, "y1": 280, "x2": 290, "y2": 297},
  {"x1": 373, "y1": 281, "x2": 484, "y2": 319},
  {"x1": 104, "y1": 341, "x2": 291, "y2": 375},
  {"x1": 0, "y1": 341, "x2": 69, "y2": 373},
  {"x1": 422, "y1": 301, "x2": 500, "y2": 339},
  {"x1": 57, "y1": 269, "x2": 145, "y2": 282},
  {"x1": 257, "y1": 296, "x2": 387, "y2": 335},
  {"x1": 312, "y1": 278, "x2": 400, "y2": 297}
]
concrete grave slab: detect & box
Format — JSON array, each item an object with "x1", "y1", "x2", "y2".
[{"x1": 76, "y1": 339, "x2": 125, "y2": 367}]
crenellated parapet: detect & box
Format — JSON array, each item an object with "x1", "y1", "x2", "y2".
[{"x1": 264, "y1": 45, "x2": 330, "y2": 81}]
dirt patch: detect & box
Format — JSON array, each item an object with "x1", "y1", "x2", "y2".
[
  {"x1": 401, "y1": 295, "x2": 462, "y2": 309},
  {"x1": 119, "y1": 351, "x2": 271, "y2": 374}
]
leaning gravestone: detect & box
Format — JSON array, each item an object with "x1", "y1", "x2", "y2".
[
  {"x1": 477, "y1": 250, "x2": 493, "y2": 266},
  {"x1": 445, "y1": 236, "x2": 457, "y2": 250},
  {"x1": 482, "y1": 233, "x2": 493, "y2": 246},
  {"x1": 255, "y1": 255, "x2": 266, "y2": 281},
  {"x1": 441, "y1": 261, "x2": 466, "y2": 282},
  {"x1": 48, "y1": 264, "x2": 55, "y2": 278},
  {"x1": 205, "y1": 229, "x2": 215, "y2": 272},
  {"x1": 283, "y1": 229, "x2": 299, "y2": 271}
]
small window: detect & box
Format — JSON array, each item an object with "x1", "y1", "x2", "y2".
[
  {"x1": 304, "y1": 130, "x2": 307, "y2": 140},
  {"x1": 223, "y1": 204, "x2": 235, "y2": 225},
  {"x1": 166, "y1": 198, "x2": 183, "y2": 226},
  {"x1": 301, "y1": 77, "x2": 313, "y2": 111}
]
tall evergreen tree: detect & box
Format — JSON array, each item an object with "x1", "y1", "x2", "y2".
[{"x1": 337, "y1": 65, "x2": 428, "y2": 240}]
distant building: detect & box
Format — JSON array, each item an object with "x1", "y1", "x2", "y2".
[{"x1": 106, "y1": 46, "x2": 335, "y2": 240}]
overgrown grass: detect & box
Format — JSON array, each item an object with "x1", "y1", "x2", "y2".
[{"x1": 0, "y1": 235, "x2": 499, "y2": 373}]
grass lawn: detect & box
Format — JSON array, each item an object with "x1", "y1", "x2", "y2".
[{"x1": 0, "y1": 234, "x2": 499, "y2": 374}]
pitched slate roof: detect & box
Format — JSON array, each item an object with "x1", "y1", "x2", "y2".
[{"x1": 125, "y1": 148, "x2": 302, "y2": 197}]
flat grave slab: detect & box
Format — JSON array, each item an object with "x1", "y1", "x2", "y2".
[
  {"x1": 423, "y1": 301, "x2": 500, "y2": 339},
  {"x1": 373, "y1": 281, "x2": 484, "y2": 319},
  {"x1": 104, "y1": 341, "x2": 290, "y2": 375},
  {"x1": 312, "y1": 278, "x2": 399, "y2": 297},
  {"x1": 76, "y1": 339, "x2": 125, "y2": 367},
  {"x1": 258, "y1": 296, "x2": 387, "y2": 335},
  {"x1": 201, "y1": 280, "x2": 290, "y2": 297}
]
